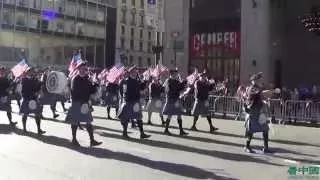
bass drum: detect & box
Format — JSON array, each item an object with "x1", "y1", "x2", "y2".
[{"x1": 46, "y1": 71, "x2": 68, "y2": 94}]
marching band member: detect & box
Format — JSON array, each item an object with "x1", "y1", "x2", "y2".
[
  {"x1": 66, "y1": 62, "x2": 102, "y2": 146},
  {"x1": 244, "y1": 72, "x2": 273, "y2": 153},
  {"x1": 104, "y1": 82, "x2": 119, "y2": 119},
  {"x1": 146, "y1": 77, "x2": 165, "y2": 125},
  {"x1": 117, "y1": 66, "x2": 151, "y2": 139},
  {"x1": 162, "y1": 69, "x2": 188, "y2": 136},
  {"x1": 190, "y1": 72, "x2": 218, "y2": 133},
  {"x1": 20, "y1": 67, "x2": 46, "y2": 135},
  {"x1": 39, "y1": 67, "x2": 59, "y2": 119},
  {"x1": 0, "y1": 66, "x2": 17, "y2": 126}
]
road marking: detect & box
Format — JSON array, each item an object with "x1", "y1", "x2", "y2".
[{"x1": 283, "y1": 159, "x2": 300, "y2": 164}]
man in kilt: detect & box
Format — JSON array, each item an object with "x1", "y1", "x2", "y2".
[
  {"x1": 244, "y1": 72, "x2": 273, "y2": 153},
  {"x1": 146, "y1": 77, "x2": 165, "y2": 125},
  {"x1": 66, "y1": 62, "x2": 102, "y2": 147},
  {"x1": 20, "y1": 67, "x2": 46, "y2": 135},
  {"x1": 39, "y1": 68, "x2": 59, "y2": 119},
  {"x1": 117, "y1": 66, "x2": 150, "y2": 139},
  {"x1": 162, "y1": 69, "x2": 188, "y2": 136},
  {"x1": 0, "y1": 66, "x2": 17, "y2": 126},
  {"x1": 190, "y1": 72, "x2": 218, "y2": 133},
  {"x1": 104, "y1": 82, "x2": 119, "y2": 119}
]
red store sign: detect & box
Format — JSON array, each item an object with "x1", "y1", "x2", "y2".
[{"x1": 191, "y1": 32, "x2": 240, "y2": 57}]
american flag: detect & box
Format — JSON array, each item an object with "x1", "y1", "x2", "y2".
[
  {"x1": 68, "y1": 53, "x2": 82, "y2": 73},
  {"x1": 68, "y1": 69, "x2": 79, "y2": 80},
  {"x1": 143, "y1": 68, "x2": 153, "y2": 80},
  {"x1": 151, "y1": 64, "x2": 168, "y2": 77},
  {"x1": 98, "y1": 69, "x2": 108, "y2": 81},
  {"x1": 186, "y1": 71, "x2": 199, "y2": 85},
  {"x1": 11, "y1": 59, "x2": 30, "y2": 78},
  {"x1": 106, "y1": 63, "x2": 125, "y2": 83}
]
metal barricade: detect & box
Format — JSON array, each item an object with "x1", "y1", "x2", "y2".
[
  {"x1": 283, "y1": 100, "x2": 320, "y2": 123},
  {"x1": 267, "y1": 99, "x2": 283, "y2": 123},
  {"x1": 212, "y1": 96, "x2": 242, "y2": 118}
]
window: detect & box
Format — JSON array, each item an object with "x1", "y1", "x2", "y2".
[
  {"x1": 139, "y1": 29, "x2": 143, "y2": 39},
  {"x1": 130, "y1": 28, "x2": 135, "y2": 37},
  {"x1": 122, "y1": 0, "x2": 126, "y2": 4},
  {"x1": 131, "y1": 12, "x2": 136, "y2": 25},
  {"x1": 148, "y1": 31, "x2": 152, "y2": 40},
  {"x1": 120, "y1": 38, "x2": 125, "y2": 48},
  {"x1": 138, "y1": 56, "x2": 142, "y2": 67},
  {"x1": 121, "y1": 10, "x2": 126, "y2": 23},
  {"x1": 132, "y1": 0, "x2": 136, "y2": 6},
  {"x1": 129, "y1": 55, "x2": 134, "y2": 65},
  {"x1": 121, "y1": 26, "x2": 125, "y2": 35},
  {"x1": 139, "y1": 41, "x2": 143, "y2": 51},
  {"x1": 139, "y1": 15, "x2": 144, "y2": 26},
  {"x1": 147, "y1": 58, "x2": 151, "y2": 66},
  {"x1": 130, "y1": 39, "x2": 134, "y2": 50},
  {"x1": 140, "y1": 0, "x2": 145, "y2": 8},
  {"x1": 147, "y1": 42, "x2": 152, "y2": 53}
]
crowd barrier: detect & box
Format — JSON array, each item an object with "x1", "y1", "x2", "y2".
[{"x1": 209, "y1": 96, "x2": 320, "y2": 124}]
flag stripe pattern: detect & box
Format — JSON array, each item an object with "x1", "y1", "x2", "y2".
[
  {"x1": 106, "y1": 64, "x2": 125, "y2": 83},
  {"x1": 11, "y1": 59, "x2": 30, "y2": 78}
]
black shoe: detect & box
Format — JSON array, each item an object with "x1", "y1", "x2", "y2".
[
  {"x1": 164, "y1": 129, "x2": 172, "y2": 136},
  {"x1": 107, "y1": 116, "x2": 111, "y2": 119},
  {"x1": 210, "y1": 127, "x2": 219, "y2": 133},
  {"x1": 90, "y1": 140, "x2": 102, "y2": 147},
  {"x1": 53, "y1": 114, "x2": 59, "y2": 119},
  {"x1": 140, "y1": 133, "x2": 151, "y2": 139},
  {"x1": 190, "y1": 125, "x2": 198, "y2": 131},
  {"x1": 122, "y1": 133, "x2": 130, "y2": 139},
  {"x1": 179, "y1": 130, "x2": 188, "y2": 136},
  {"x1": 244, "y1": 146, "x2": 254, "y2": 153},
  {"x1": 262, "y1": 148, "x2": 273, "y2": 154},
  {"x1": 10, "y1": 121, "x2": 18, "y2": 126},
  {"x1": 37, "y1": 130, "x2": 46, "y2": 135},
  {"x1": 161, "y1": 121, "x2": 166, "y2": 126},
  {"x1": 147, "y1": 121, "x2": 152, "y2": 125},
  {"x1": 72, "y1": 139, "x2": 81, "y2": 147}
]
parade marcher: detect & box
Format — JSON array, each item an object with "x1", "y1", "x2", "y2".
[
  {"x1": 162, "y1": 69, "x2": 188, "y2": 136},
  {"x1": 190, "y1": 72, "x2": 218, "y2": 133},
  {"x1": 39, "y1": 67, "x2": 59, "y2": 119},
  {"x1": 66, "y1": 62, "x2": 102, "y2": 146},
  {"x1": 104, "y1": 82, "x2": 119, "y2": 119},
  {"x1": 244, "y1": 72, "x2": 273, "y2": 153},
  {"x1": 0, "y1": 66, "x2": 17, "y2": 126},
  {"x1": 20, "y1": 67, "x2": 46, "y2": 135},
  {"x1": 146, "y1": 77, "x2": 165, "y2": 125},
  {"x1": 117, "y1": 66, "x2": 151, "y2": 139}
]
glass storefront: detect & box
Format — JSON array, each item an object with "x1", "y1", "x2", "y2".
[
  {"x1": 189, "y1": 0, "x2": 241, "y2": 88},
  {"x1": 0, "y1": 0, "x2": 110, "y2": 68}
]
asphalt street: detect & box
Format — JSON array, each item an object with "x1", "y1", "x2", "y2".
[{"x1": 0, "y1": 103, "x2": 319, "y2": 180}]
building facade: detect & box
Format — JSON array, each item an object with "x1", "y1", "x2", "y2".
[
  {"x1": 0, "y1": 0, "x2": 116, "y2": 68},
  {"x1": 115, "y1": 0, "x2": 164, "y2": 68}
]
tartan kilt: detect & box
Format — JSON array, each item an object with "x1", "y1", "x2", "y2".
[
  {"x1": 146, "y1": 98, "x2": 164, "y2": 113},
  {"x1": 117, "y1": 101, "x2": 142, "y2": 122},
  {"x1": 244, "y1": 111, "x2": 269, "y2": 134},
  {"x1": 20, "y1": 99, "x2": 42, "y2": 115},
  {"x1": 0, "y1": 96, "x2": 12, "y2": 112},
  {"x1": 191, "y1": 99, "x2": 210, "y2": 116},
  {"x1": 66, "y1": 102, "x2": 93, "y2": 125},
  {"x1": 39, "y1": 92, "x2": 57, "y2": 105},
  {"x1": 182, "y1": 95, "x2": 195, "y2": 111},
  {"x1": 10, "y1": 92, "x2": 21, "y2": 101},
  {"x1": 162, "y1": 99, "x2": 183, "y2": 116},
  {"x1": 103, "y1": 92, "x2": 119, "y2": 107}
]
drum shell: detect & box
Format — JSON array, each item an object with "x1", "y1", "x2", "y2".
[{"x1": 46, "y1": 71, "x2": 68, "y2": 94}]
